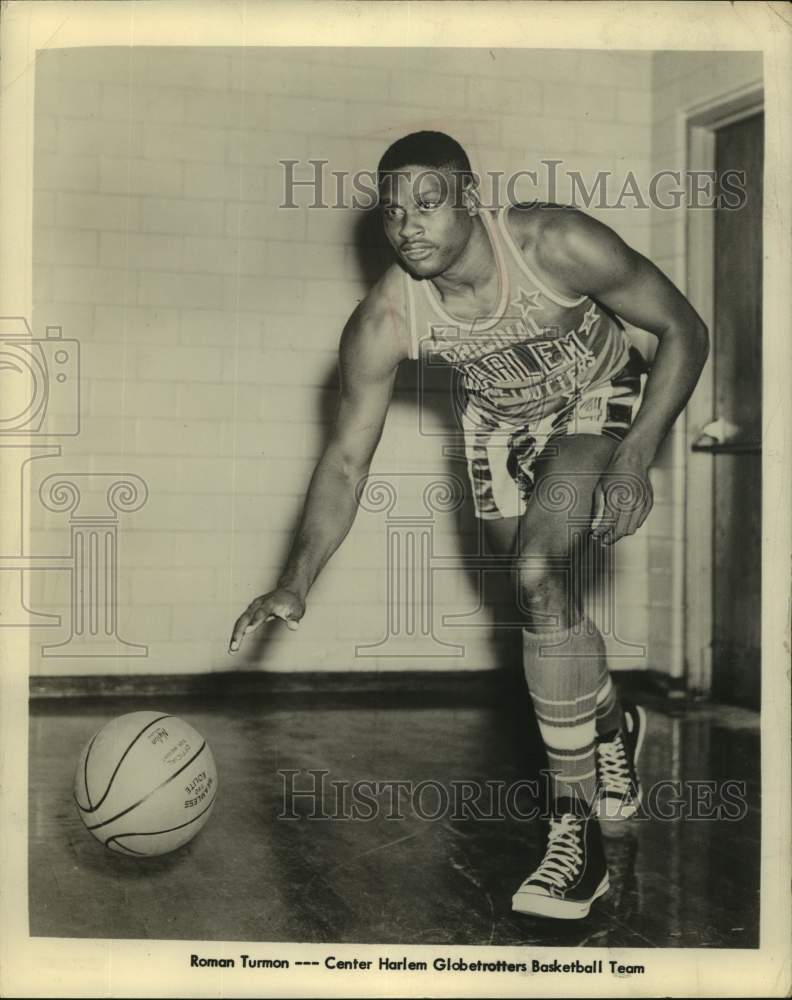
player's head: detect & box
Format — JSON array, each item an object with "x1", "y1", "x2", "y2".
[{"x1": 377, "y1": 131, "x2": 479, "y2": 278}]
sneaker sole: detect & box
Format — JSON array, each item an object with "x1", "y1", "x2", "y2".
[
  {"x1": 595, "y1": 705, "x2": 647, "y2": 822},
  {"x1": 632, "y1": 704, "x2": 647, "y2": 764},
  {"x1": 511, "y1": 874, "x2": 610, "y2": 920}
]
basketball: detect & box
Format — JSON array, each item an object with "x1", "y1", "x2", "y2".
[{"x1": 73, "y1": 711, "x2": 218, "y2": 857}]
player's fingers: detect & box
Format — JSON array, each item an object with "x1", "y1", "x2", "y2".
[
  {"x1": 262, "y1": 607, "x2": 301, "y2": 631},
  {"x1": 229, "y1": 611, "x2": 252, "y2": 652},
  {"x1": 271, "y1": 595, "x2": 303, "y2": 625},
  {"x1": 621, "y1": 481, "x2": 651, "y2": 540},
  {"x1": 626, "y1": 498, "x2": 645, "y2": 538},
  {"x1": 590, "y1": 482, "x2": 607, "y2": 536},
  {"x1": 617, "y1": 480, "x2": 651, "y2": 541},
  {"x1": 639, "y1": 484, "x2": 654, "y2": 532},
  {"x1": 595, "y1": 491, "x2": 618, "y2": 543},
  {"x1": 630, "y1": 493, "x2": 652, "y2": 537},
  {"x1": 269, "y1": 611, "x2": 300, "y2": 631},
  {"x1": 613, "y1": 505, "x2": 632, "y2": 543},
  {"x1": 243, "y1": 608, "x2": 271, "y2": 634}
]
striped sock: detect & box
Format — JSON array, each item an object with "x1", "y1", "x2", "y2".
[
  {"x1": 522, "y1": 624, "x2": 601, "y2": 807},
  {"x1": 553, "y1": 615, "x2": 626, "y2": 738},
  {"x1": 575, "y1": 614, "x2": 625, "y2": 738},
  {"x1": 595, "y1": 670, "x2": 624, "y2": 739}
]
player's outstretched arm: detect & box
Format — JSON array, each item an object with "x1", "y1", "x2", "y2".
[
  {"x1": 534, "y1": 209, "x2": 710, "y2": 543},
  {"x1": 229, "y1": 286, "x2": 407, "y2": 652}
]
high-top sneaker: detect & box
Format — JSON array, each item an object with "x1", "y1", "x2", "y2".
[
  {"x1": 511, "y1": 800, "x2": 609, "y2": 919},
  {"x1": 595, "y1": 701, "x2": 646, "y2": 821}
]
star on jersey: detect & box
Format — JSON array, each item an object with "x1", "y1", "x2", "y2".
[
  {"x1": 511, "y1": 288, "x2": 544, "y2": 318},
  {"x1": 579, "y1": 304, "x2": 600, "y2": 338}
]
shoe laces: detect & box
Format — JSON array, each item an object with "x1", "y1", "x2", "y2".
[
  {"x1": 597, "y1": 733, "x2": 632, "y2": 795},
  {"x1": 526, "y1": 814, "x2": 583, "y2": 890}
]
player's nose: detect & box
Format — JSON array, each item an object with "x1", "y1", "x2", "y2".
[{"x1": 399, "y1": 212, "x2": 424, "y2": 239}]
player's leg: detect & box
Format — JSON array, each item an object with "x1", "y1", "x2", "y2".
[
  {"x1": 513, "y1": 434, "x2": 617, "y2": 800},
  {"x1": 482, "y1": 513, "x2": 519, "y2": 555},
  {"x1": 466, "y1": 409, "x2": 639, "y2": 917},
  {"x1": 508, "y1": 433, "x2": 617, "y2": 918},
  {"x1": 558, "y1": 355, "x2": 649, "y2": 822},
  {"x1": 491, "y1": 356, "x2": 649, "y2": 826},
  {"x1": 483, "y1": 511, "x2": 625, "y2": 747}
]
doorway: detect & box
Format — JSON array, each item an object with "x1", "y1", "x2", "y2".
[{"x1": 684, "y1": 89, "x2": 764, "y2": 709}]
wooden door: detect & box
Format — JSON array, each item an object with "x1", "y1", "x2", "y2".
[{"x1": 710, "y1": 112, "x2": 763, "y2": 709}]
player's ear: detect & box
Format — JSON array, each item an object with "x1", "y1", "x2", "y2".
[{"x1": 460, "y1": 176, "x2": 480, "y2": 216}]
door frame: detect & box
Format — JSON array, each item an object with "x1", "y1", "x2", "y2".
[{"x1": 683, "y1": 82, "x2": 764, "y2": 696}]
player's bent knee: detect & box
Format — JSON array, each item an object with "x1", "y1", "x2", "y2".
[
  {"x1": 513, "y1": 519, "x2": 573, "y2": 585},
  {"x1": 513, "y1": 548, "x2": 571, "y2": 612},
  {"x1": 513, "y1": 552, "x2": 555, "y2": 595}
]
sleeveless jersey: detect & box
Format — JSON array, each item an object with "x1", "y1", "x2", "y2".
[{"x1": 401, "y1": 206, "x2": 632, "y2": 424}]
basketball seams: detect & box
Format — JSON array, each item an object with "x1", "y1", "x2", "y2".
[
  {"x1": 86, "y1": 740, "x2": 209, "y2": 832},
  {"x1": 73, "y1": 731, "x2": 99, "y2": 811},
  {"x1": 106, "y1": 839, "x2": 144, "y2": 856},
  {"x1": 104, "y1": 794, "x2": 217, "y2": 854},
  {"x1": 76, "y1": 713, "x2": 173, "y2": 816}
]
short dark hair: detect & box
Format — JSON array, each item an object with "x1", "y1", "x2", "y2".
[{"x1": 378, "y1": 131, "x2": 474, "y2": 185}]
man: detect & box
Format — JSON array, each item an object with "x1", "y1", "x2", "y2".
[{"x1": 229, "y1": 132, "x2": 708, "y2": 920}]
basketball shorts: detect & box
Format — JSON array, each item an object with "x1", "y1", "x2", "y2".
[{"x1": 461, "y1": 347, "x2": 648, "y2": 521}]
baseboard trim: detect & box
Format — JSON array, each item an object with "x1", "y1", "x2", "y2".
[
  {"x1": 620, "y1": 668, "x2": 689, "y2": 697},
  {"x1": 29, "y1": 668, "x2": 512, "y2": 701},
  {"x1": 29, "y1": 667, "x2": 681, "y2": 701}
]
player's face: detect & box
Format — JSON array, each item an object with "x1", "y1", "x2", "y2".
[{"x1": 379, "y1": 166, "x2": 474, "y2": 278}]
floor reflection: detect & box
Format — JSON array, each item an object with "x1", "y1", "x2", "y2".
[{"x1": 28, "y1": 686, "x2": 760, "y2": 946}]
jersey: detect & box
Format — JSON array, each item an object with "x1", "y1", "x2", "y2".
[{"x1": 401, "y1": 205, "x2": 632, "y2": 426}]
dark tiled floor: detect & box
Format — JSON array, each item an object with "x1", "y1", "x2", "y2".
[{"x1": 28, "y1": 679, "x2": 760, "y2": 947}]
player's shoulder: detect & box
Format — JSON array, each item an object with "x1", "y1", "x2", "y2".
[
  {"x1": 505, "y1": 201, "x2": 602, "y2": 249},
  {"x1": 350, "y1": 263, "x2": 408, "y2": 334},
  {"x1": 341, "y1": 264, "x2": 410, "y2": 365},
  {"x1": 504, "y1": 202, "x2": 624, "y2": 276}
]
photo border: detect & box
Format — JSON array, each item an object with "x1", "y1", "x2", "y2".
[{"x1": 1, "y1": 2, "x2": 789, "y2": 997}]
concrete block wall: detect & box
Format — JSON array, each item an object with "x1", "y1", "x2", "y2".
[{"x1": 30, "y1": 46, "x2": 659, "y2": 676}]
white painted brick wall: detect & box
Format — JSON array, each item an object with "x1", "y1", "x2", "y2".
[
  {"x1": 100, "y1": 156, "x2": 184, "y2": 197},
  {"x1": 143, "y1": 197, "x2": 224, "y2": 236},
  {"x1": 59, "y1": 118, "x2": 145, "y2": 158},
  {"x1": 30, "y1": 45, "x2": 665, "y2": 678},
  {"x1": 94, "y1": 305, "x2": 181, "y2": 344},
  {"x1": 56, "y1": 192, "x2": 142, "y2": 231},
  {"x1": 34, "y1": 228, "x2": 99, "y2": 267},
  {"x1": 36, "y1": 152, "x2": 99, "y2": 192}
]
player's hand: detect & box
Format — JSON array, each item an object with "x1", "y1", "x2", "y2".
[
  {"x1": 591, "y1": 446, "x2": 653, "y2": 545},
  {"x1": 228, "y1": 587, "x2": 305, "y2": 653}
]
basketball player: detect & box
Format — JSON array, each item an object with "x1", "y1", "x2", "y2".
[{"x1": 229, "y1": 132, "x2": 709, "y2": 919}]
